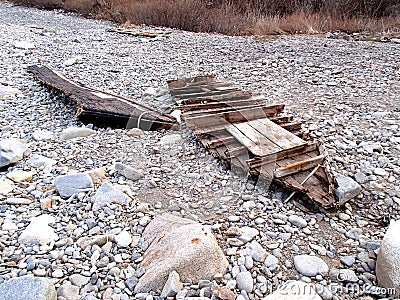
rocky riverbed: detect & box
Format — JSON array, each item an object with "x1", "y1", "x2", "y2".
[{"x1": 0, "y1": 1, "x2": 400, "y2": 300}]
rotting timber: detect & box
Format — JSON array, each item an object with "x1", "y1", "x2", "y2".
[
  {"x1": 28, "y1": 66, "x2": 177, "y2": 130},
  {"x1": 168, "y1": 75, "x2": 338, "y2": 208}
]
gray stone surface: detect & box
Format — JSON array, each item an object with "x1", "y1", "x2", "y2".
[
  {"x1": 134, "y1": 214, "x2": 228, "y2": 293},
  {"x1": 59, "y1": 127, "x2": 95, "y2": 141},
  {"x1": 236, "y1": 271, "x2": 253, "y2": 293},
  {"x1": 114, "y1": 162, "x2": 144, "y2": 181},
  {"x1": 376, "y1": 220, "x2": 400, "y2": 297},
  {"x1": 54, "y1": 173, "x2": 94, "y2": 198},
  {"x1": 0, "y1": 276, "x2": 56, "y2": 300},
  {"x1": 160, "y1": 271, "x2": 183, "y2": 298},
  {"x1": 334, "y1": 174, "x2": 362, "y2": 204},
  {"x1": 293, "y1": 255, "x2": 329, "y2": 277},
  {"x1": 288, "y1": 215, "x2": 307, "y2": 228},
  {"x1": 91, "y1": 182, "x2": 130, "y2": 210},
  {"x1": 57, "y1": 282, "x2": 80, "y2": 300},
  {"x1": 0, "y1": 138, "x2": 29, "y2": 167}
]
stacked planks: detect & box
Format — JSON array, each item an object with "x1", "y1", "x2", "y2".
[{"x1": 168, "y1": 75, "x2": 337, "y2": 208}]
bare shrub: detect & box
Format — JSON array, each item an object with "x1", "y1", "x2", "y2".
[{"x1": 8, "y1": 0, "x2": 400, "y2": 35}]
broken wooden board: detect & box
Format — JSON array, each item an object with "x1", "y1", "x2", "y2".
[
  {"x1": 168, "y1": 75, "x2": 337, "y2": 208},
  {"x1": 108, "y1": 27, "x2": 171, "y2": 38},
  {"x1": 28, "y1": 66, "x2": 177, "y2": 130}
]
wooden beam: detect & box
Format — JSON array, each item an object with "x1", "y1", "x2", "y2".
[
  {"x1": 247, "y1": 142, "x2": 318, "y2": 169},
  {"x1": 274, "y1": 155, "x2": 325, "y2": 178},
  {"x1": 280, "y1": 121, "x2": 302, "y2": 131},
  {"x1": 167, "y1": 75, "x2": 216, "y2": 89},
  {"x1": 180, "y1": 98, "x2": 262, "y2": 112},
  {"x1": 184, "y1": 105, "x2": 285, "y2": 129},
  {"x1": 169, "y1": 82, "x2": 234, "y2": 96},
  {"x1": 270, "y1": 115, "x2": 293, "y2": 124},
  {"x1": 175, "y1": 88, "x2": 242, "y2": 100}
]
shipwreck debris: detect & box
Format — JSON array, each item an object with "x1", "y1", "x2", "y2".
[
  {"x1": 108, "y1": 26, "x2": 171, "y2": 38},
  {"x1": 168, "y1": 75, "x2": 339, "y2": 208},
  {"x1": 28, "y1": 66, "x2": 177, "y2": 130}
]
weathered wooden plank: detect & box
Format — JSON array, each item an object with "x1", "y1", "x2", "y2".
[
  {"x1": 183, "y1": 104, "x2": 271, "y2": 118},
  {"x1": 184, "y1": 105, "x2": 284, "y2": 129},
  {"x1": 227, "y1": 123, "x2": 280, "y2": 156},
  {"x1": 169, "y1": 82, "x2": 234, "y2": 96},
  {"x1": 177, "y1": 91, "x2": 253, "y2": 106},
  {"x1": 175, "y1": 88, "x2": 242, "y2": 100},
  {"x1": 206, "y1": 136, "x2": 236, "y2": 149},
  {"x1": 225, "y1": 146, "x2": 248, "y2": 159},
  {"x1": 250, "y1": 118, "x2": 306, "y2": 149},
  {"x1": 280, "y1": 121, "x2": 302, "y2": 132},
  {"x1": 180, "y1": 98, "x2": 262, "y2": 112},
  {"x1": 274, "y1": 155, "x2": 325, "y2": 178},
  {"x1": 167, "y1": 75, "x2": 216, "y2": 89},
  {"x1": 270, "y1": 115, "x2": 294, "y2": 124},
  {"x1": 247, "y1": 142, "x2": 318, "y2": 168},
  {"x1": 28, "y1": 66, "x2": 177, "y2": 130}
]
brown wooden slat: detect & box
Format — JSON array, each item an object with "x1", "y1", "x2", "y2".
[
  {"x1": 274, "y1": 155, "x2": 325, "y2": 178},
  {"x1": 248, "y1": 142, "x2": 318, "y2": 169},
  {"x1": 251, "y1": 118, "x2": 306, "y2": 149},
  {"x1": 180, "y1": 98, "x2": 262, "y2": 112},
  {"x1": 177, "y1": 91, "x2": 253, "y2": 106},
  {"x1": 184, "y1": 105, "x2": 284, "y2": 129},
  {"x1": 28, "y1": 66, "x2": 176, "y2": 130},
  {"x1": 169, "y1": 82, "x2": 234, "y2": 95},
  {"x1": 183, "y1": 104, "x2": 272, "y2": 118},
  {"x1": 270, "y1": 115, "x2": 294, "y2": 124},
  {"x1": 167, "y1": 75, "x2": 216, "y2": 89},
  {"x1": 175, "y1": 88, "x2": 242, "y2": 100},
  {"x1": 228, "y1": 122, "x2": 281, "y2": 156},
  {"x1": 280, "y1": 121, "x2": 302, "y2": 131},
  {"x1": 206, "y1": 136, "x2": 236, "y2": 149}
]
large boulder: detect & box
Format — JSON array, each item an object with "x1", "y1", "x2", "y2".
[
  {"x1": 264, "y1": 280, "x2": 322, "y2": 300},
  {"x1": 0, "y1": 139, "x2": 29, "y2": 168},
  {"x1": 376, "y1": 220, "x2": 400, "y2": 297},
  {"x1": 0, "y1": 276, "x2": 56, "y2": 300},
  {"x1": 134, "y1": 214, "x2": 228, "y2": 293}
]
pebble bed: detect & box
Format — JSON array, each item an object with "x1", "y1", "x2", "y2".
[{"x1": 0, "y1": 2, "x2": 400, "y2": 300}]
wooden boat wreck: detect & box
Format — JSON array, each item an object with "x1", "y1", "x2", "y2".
[
  {"x1": 28, "y1": 66, "x2": 177, "y2": 131},
  {"x1": 168, "y1": 75, "x2": 339, "y2": 208}
]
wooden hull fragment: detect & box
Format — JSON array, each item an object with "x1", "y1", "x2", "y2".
[
  {"x1": 28, "y1": 65, "x2": 177, "y2": 131},
  {"x1": 168, "y1": 75, "x2": 337, "y2": 208}
]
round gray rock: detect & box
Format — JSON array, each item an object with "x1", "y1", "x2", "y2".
[{"x1": 293, "y1": 255, "x2": 329, "y2": 277}]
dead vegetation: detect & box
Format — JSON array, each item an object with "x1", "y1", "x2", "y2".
[{"x1": 10, "y1": 0, "x2": 400, "y2": 35}]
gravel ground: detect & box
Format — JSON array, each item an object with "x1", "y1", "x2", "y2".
[{"x1": 0, "y1": 1, "x2": 400, "y2": 300}]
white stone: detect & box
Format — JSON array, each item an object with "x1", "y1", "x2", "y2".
[
  {"x1": 0, "y1": 138, "x2": 29, "y2": 168},
  {"x1": 59, "y1": 127, "x2": 95, "y2": 141},
  {"x1": 14, "y1": 41, "x2": 35, "y2": 49},
  {"x1": 19, "y1": 214, "x2": 59, "y2": 245},
  {"x1": 32, "y1": 130, "x2": 55, "y2": 141},
  {"x1": 64, "y1": 56, "x2": 83, "y2": 66},
  {"x1": 0, "y1": 85, "x2": 22, "y2": 96},
  {"x1": 376, "y1": 220, "x2": 400, "y2": 297},
  {"x1": 115, "y1": 230, "x2": 132, "y2": 247},
  {"x1": 6, "y1": 170, "x2": 33, "y2": 182},
  {"x1": 159, "y1": 134, "x2": 182, "y2": 145}
]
